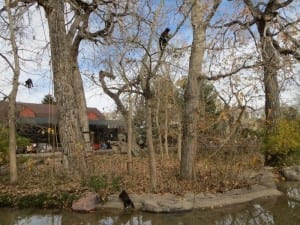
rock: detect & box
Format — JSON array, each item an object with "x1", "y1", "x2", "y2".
[
  {"x1": 258, "y1": 167, "x2": 278, "y2": 188},
  {"x1": 141, "y1": 194, "x2": 193, "y2": 213},
  {"x1": 98, "y1": 168, "x2": 282, "y2": 213},
  {"x1": 72, "y1": 192, "x2": 100, "y2": 212},
  {"x1": 282, "y1": 166, "x2": 300, "y2": 181},
  {"x1": 99, "y1": 194, "x2": 123, "y2": 209},
  {"x1": 287, "y1": 186, "x2": 300, "y2": 201}
]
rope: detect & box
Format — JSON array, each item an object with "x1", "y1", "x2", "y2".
[{"x1": 38, "y1": 6, "x2": 57, "y2": 156}]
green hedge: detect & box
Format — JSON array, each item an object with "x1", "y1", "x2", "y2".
[
  {"x1": 263, "y1": 119, "x2": 300, "y2": 166},
  {"x1": 0, "y1": 192, "x2": 79, "y2": 209}
]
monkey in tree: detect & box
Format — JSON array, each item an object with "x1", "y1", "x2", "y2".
[
  {"x1": 159, "y1": 28, "x2": 170, "y2": 51},
  {"x1": 25, "y1": 78, "x2": 33, "y2": 88}
]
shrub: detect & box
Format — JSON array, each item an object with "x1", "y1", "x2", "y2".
[
  {"x1": 55, "y1": 191, "x2": 79, "y2": 208},
  {"x1": 88, "y1": 175, "x2": 108, "y2": 192},
  {"x1": 111, "y1": 175, "x2": 122, "y2": 192},
  {"x1": 0, "y1": 195, "x2": 14, "y2": 207},
  {"x1": 263, "y1": 119, "x2": 300, "y2": 166},
  {"x1": 16, "y1": 192, "x2": 78, "y2": 209},
  {"x1": 18, "y1": 193, "x2": 48, "y2": 208},
  {"x1": 0, "y1": 126, "x2": 30, "y2": 164}
]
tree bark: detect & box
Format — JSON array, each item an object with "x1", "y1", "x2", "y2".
[
  {"x1": 72, "y1": 58, "x2": 92, "y2": 151},
  {"x1": 259, "y1": 29, "x2": 280, "y2": 130},
  {"x1": 6, "y1": 0, "x2": 19, "y2": 183},
  {"x1": 243, "y1": 0, "x2": 286, "y2": 131},
  {"x1": 45, "y1": 0, "x2": 87, "y2": 174},
  {"x1": 177, "y1": 120, "x2": 182, "y2": 161},
  {"x1": 180, "y1": 1, "x2": 206, "y2": 179},
  {"x1": 180, "y1": 0, "x2": 221, "y2": 180},
  {"x1": 155, "y1": 94, "x2": 164, "y2": 160},
  {"x1": 127, "y1": 93, "x2": 133, "y2": 175},
  {"x1": 164, "y1": 92, "x2": 169, "y2": 159},
  {"x1": 146, "y1": 99, "x2": 157, "y2": 192}
]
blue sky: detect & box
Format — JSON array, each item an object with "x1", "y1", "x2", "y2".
[{"x1": 0, "y1": 0, "x2": 299, "y2": 113}]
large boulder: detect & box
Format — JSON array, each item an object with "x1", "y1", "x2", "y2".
[
  {"x1": 72, "y1": 192, "x2": 100, "y2": 212},
  {"x1": 282, "y1": 166, "x2": 300, "y2": 181},
  {"x1": 141, "y1": 193, "x2": 193, "y2": 213}
]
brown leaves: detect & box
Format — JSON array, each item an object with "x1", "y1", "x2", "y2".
[{"x1": 0, "y1": 152, "x2": 256, "y2": 200}]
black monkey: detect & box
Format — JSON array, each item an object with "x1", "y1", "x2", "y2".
[
  {"x1": 159, "y1": 28, "x2": 170, "y2": 51},
  {"x1": 119, "y1": 190, "x2": 134, "y2": 209},
  {"x1": 25, "y1": 78, "x2": 33, "y2": 88}
]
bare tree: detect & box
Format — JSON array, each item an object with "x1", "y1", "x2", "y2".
[
  {"x1": 95, "y1": 0, "x2": 191, "y2": 190},
  {"x1": 180, "y1": 0, "x2": 222, "y2": 180},
  {"x1": 7, "y1": 0, "x2": 129, "y2": 176},
  {"x1": 215, "y1": 0, "x2": 299, "y2": 131},
  {"x1": 0, "y1": 0, "x2": 24, "y2": 183}
]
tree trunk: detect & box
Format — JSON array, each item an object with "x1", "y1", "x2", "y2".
[
  {"x1": 45, "y1": 0, "x2": 87, "y2": 175},
  {"x1": 177, "y1": 121, "x2": 182, "y2": 161},
  {"x1": 155, "y1": 95, "x2": 164, "y2": 160},
  {"x1": 261, "y1": 34, "x2": 280, "y2": 130},
  {"x1": 72, "y1": 60, "x2": 92, "y2": 151},
  {"x1": 180, "y1": 1, "x2": 206, "y2": 179},
  {"x1": 127, "y1": 93, "x2": 133, "y2": 175},
  {"x1": 164, "y1": 93, "x2": 169, "y2": 159},
  {"x1": 6, "y1": 0, "x2": 19, "y2": 183},
  {"x1": 145, "y1": 99, "x2": 157, "y2": 192},
  {"x1": 98, "y1": 70, "x2": 140, "y2": 156}
]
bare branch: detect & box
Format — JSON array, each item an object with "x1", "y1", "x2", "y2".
[
  {"x1": 203, "y1": 61, "x2": 264, "y2": 81},
  {"x1": 272, "y1": 0, "x2": 294, "y2": 10},
  {"x1": 272, "y1": 39, "x2": 300, "y2": 60},
  {"x1": 0, "y1": 53, "x2": 16, "y2": 74},
  {"x1": 243, "y1": 0, "x2": 261, "y2": 18}
]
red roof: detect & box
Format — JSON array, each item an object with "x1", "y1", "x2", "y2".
[{"x1": 0, "y1": 102, "x2": 105, "y2": 122}]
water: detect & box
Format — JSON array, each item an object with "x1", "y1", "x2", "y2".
[{"x1": 0, "y1": 182, "x2": 299, "y2": 225}]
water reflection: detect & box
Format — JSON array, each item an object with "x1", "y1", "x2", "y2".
[
  {"x1": 0, "y1": 182, "x2": 300, "y2": 225},
  {"x1": 215, "y1": 204, "x2": 274, "y2": 225}
]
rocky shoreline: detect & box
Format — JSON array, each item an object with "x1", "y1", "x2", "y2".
[
  {"x1": 2, "y1": 166, "x2": 299, "y2": 213},
  {"x1": 72, "y1": 167, "x2": 283, "y2": 213}
]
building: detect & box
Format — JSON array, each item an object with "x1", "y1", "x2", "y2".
[{"x1": 0, "y1": 102, "x2": 125, "y2": 148}]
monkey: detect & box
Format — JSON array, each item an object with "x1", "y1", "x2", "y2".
[
  {"x1": 159, "y1": 28, "x2": 170, "y2": 51},
  {"x1": 25, "y1": 78, "x2": 33, "y2": 88},
  {"x1": 119, "y1": 190, "x2": 134, "y2": 209}
]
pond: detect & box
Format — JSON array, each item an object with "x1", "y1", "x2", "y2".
[{"x1": 0, "y1": 182, "x2": 299, "y2": 225}]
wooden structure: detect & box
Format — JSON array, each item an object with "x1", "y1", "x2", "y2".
[{"x1": 0, "y1": 102, "x2": 125, "y2": 148}]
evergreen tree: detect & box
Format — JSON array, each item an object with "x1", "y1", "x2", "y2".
[{"x1": 42, "y1": 94, "x2": 56, "y2": 105}]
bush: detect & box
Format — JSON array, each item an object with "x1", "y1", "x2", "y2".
[
  {"x1": 16, "y1": 192, "x2": 78, "y2": 209},
  {"x1": 88, "y1": 175, "x2": 108, "y2": 192},
  {"x1": 111, "y1": 175, "x2": 122, "y2": 192},
  {"x1": 18, "y1": 193, "x2": 48, "y2": 208},
  {"x1": 263, "y1": 119, "x2": 300, "y2": 166},
  {"x1": 0, "y1": 195, "x2": 14, "y2": 207},
  {"x1": 55, "y1": 192, "x2": 79, "y2": 208},
  {"x1": 0, "y1": 126, "x2": 30, "y2": 164}
]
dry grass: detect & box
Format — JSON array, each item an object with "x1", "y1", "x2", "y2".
[{"x1": 0, "y1": 150, "x2": 264, "y2": 198}]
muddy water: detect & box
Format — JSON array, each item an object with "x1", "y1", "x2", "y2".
[{"x1": 0, "y1": 182, "x2": 299, "y2": 225}]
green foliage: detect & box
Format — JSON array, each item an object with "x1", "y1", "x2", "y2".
[
  {"x1": 0, "y1": 126, "x2": 9, "y2": 163},
  {"x1": 111, "y1": 175, "x2": 122, "y2": 192},
  {"x1": 174, "y1": 77, "x2": 218, "y2": 114},
  {"x1": 16, "y1": 192, "x2": 78, "y2": 209},
  {"x1": 18, "y1": 193, "x2": 48, "y2": 208},
  {"x1": 281, "y1": 106, "x2": 298, "y2": 120},
  {"x1": 42, "y1": 94, "x2": 56, "y2": 105},
  {"x1": 52, "y1": 192, "x2": 78, "y2": 208},
  {"x1": 0, "y1": 195, "x2": 14, "y2": 207},
  {"x1": 0, "y1": 125, "x2": 30, "y2": 164},
  {"x1": 88, "y1": 175, "x2": 108, "y2": 192},
  {"x1": 203, "y1": 82, "x2": 218, "y2": 114},
  {"x1": 263, "y1": 119, "x2": 300, "y2": 166}
]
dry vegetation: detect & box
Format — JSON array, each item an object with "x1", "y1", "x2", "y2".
[{"x1": 0, "y1": 149, "x2": 264, "y2": 199}]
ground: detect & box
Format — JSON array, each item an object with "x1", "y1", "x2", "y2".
[{"x1": 0, "y1": 150, "x2": 266, "y2": 208}]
